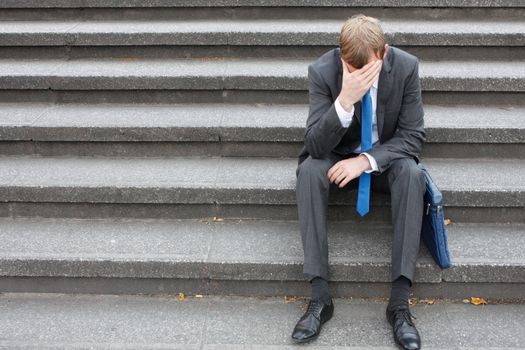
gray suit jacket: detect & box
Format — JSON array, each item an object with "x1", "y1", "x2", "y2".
[{"x1": 298, "y1": 46, "x2": 426, "y2": 175}]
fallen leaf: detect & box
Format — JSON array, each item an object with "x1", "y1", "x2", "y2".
[
  {"x1": 178, "y1": 292, "x2": 185, "y2": 301},
  {"x1": 285, "y1": 296, "x2": 299, "y2": 303},
  {"x1": 470, "y1": 297, "x2": 487, "y2": 305},
  {"x1": 213, "y1": 217, "x2": 224, "y2": 222},
  {"x1": 462, "y1": 298, "x2": 470, "y2": 304},
  {"x1": 444, "y1": 218, "x2": 452, "y2": 225},
  {"x1": 420, "y1": 298, "x2": 436, "y2": 305},
  {"x1": 408, "y1": 298, "x2": 418, "y2": 305},
  {"x1": 195, "y1": 294, "x2": 204, "y2": 299}
]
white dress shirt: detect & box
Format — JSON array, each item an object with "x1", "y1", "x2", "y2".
[{"x1": 334, "y1": 78, "x2": 380, "y2": 173}]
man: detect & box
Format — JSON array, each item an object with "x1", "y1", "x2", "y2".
[{"x1": 291, "y1": 14, "x2": 426, "y2": 350}]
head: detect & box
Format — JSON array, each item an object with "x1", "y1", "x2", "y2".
[{"x1": 339, "y1": 14, "x2": 388, "y2": 72}]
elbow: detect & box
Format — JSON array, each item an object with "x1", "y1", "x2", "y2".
[
  {"x1": 305, "y1": 138, "x2": 323, "y2": 159},
  {"x1": 418, "y1": 127, "x2": 426, "y2": 147},
  {"x1": 412, "y1": 130, "x2": 426, "y2": 156},
  {"x1": 304, "y1": 131, "x2": 327, "y2": 159}
]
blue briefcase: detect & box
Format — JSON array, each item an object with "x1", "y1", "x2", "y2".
[{"x1": 418, "y1": 162, "x2": 452, "y2": 269}]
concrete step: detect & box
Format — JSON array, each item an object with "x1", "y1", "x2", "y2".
[
  {"x1": 1, "y1": 293, "x2": 524, "y2": 350},
  {"x1": 0, "y1": 156, "x2": 522, "y2": 222},
  {"x1": 0, "y1": 217, "x2": 524, "y2": 299},
  {"x1": 1, "y1": 0, "x2": 524, "y2": 21},
  {"x1": 3, "y1": 0, "x2": 524, "y2": 8},
  {"x1": 0, "y1": 58, "x2": 523, "y2": 95},
  {"x1": 1, "y1": 20, "x2": 523, "y2": 61},
  {"x1": 0, "y1": 103, "x2": 523, "y2": 159},
  {"x1": 0, "y1": 20, "x2": 522, "y2": 47},
  {"x1": 4, "y1": 44, "x2": 523, "y2": 62}
]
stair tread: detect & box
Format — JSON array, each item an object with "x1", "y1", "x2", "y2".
[
  {"x1": 0, "y1": 103, "x2": 523, "y2": 143},
  {"x1": 1, "y1": 58, "x2": 523, "y2": 92},
  {"x1": 1, "y1": 0, "x2": 523, "y2": 7},
  {"x1": 0, "y1": 19, "x2": 523, "y2": 47},
  {"x1": 0, "y1": 155, "x2": 522, "y2": 195},
  {"x1": 1, "y1": 292, "x2": 524, "y2": 349},
  {"x1": 0, "y1": 217, "x2": 524, "y2": 283},
  {"x1": 0, "y1": 156, "x2": 522, "y2": 210},
  {"x1": 1, "y1": 57, "x2": 523, "y2": 78}
]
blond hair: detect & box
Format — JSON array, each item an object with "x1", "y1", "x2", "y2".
[{"x1": 339, "y1": 14, "x2": 386, "y2": 69}]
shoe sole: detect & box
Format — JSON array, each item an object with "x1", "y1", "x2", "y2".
[
  {"x1": 291, "y1": 332, "x2": 321, "y2": 344},
  {"x1": 392, "y1": 336, "x2": 421, "y2": 350}
]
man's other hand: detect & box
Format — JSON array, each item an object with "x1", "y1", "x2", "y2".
[
  {"x1": 327, "y1": 155, "x2": 372, "y2": 188},
  {"x1": 338, "y1": 58, "x2": 382, "y2": 112}
]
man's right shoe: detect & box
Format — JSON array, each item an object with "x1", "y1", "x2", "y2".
[{"x1": 291, "y1": 298, "x2": 334, "y2": 343}]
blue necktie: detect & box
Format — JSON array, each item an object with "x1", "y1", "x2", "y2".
[{"x1": 356, "y1": 89, "x2": 372, "y2": 216}]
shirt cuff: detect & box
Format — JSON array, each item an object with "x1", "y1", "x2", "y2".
[
  {"x1": 361, "y1": 152, "x2": 379, "y2": 173},
  {"x1": 334, "y1": 97, "x2": 354, "y2": 128}
]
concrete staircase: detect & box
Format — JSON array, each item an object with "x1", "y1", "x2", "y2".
[{"x1": 0, "y1": 1, "x2": 524, "y2": 347}]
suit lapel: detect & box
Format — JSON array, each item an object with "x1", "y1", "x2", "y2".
[
  {"x1": 376, "y1": 64, "x2": 391, "y2": 138},
  {"x1": 376, "y1": 48, "x2": 393, "y2": 138}
]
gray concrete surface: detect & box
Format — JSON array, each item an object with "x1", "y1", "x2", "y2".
[
  {"x1": 0, "y1": 20, "x2": 523, "y2": 46},
  {"x1": 0, "y1": 293, "x2": 524, "y2": 349},
  {"x1": 0, "y1": 156, "x2": 522, "y2": 208},
  {"x1": 0, "y1": 217, "x2": 523, "y2": 284},
  {"x1": 0, "y1": 3, "x2": 523, "y2": 345},
  {"x1": 1, "y1": 0, "x2": 524, "y2": 8},
  {"x1": 0, "y1": 58, "x2": 523, "y2": 91},
  {"x1": 0, "y1": 103, "x2": 523, "y2": 143},
  {"x1": 0, "y1": 102, "x2": 522, "y2": 158}
]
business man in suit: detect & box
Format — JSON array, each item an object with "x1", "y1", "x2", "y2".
[{"x1": 291, "y1": 15, "x2": 426, "y2": 350}]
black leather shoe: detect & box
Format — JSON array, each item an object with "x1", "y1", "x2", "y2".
[
  {"x1": 291, "y1": 298, "x2": 334, "y2": 343},
  {"x1": 386, "y1": 304, "x2": 421, "y2": 350}
]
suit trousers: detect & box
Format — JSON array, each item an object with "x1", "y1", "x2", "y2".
[{"x1": 295, "y1": 151, "x2": 426, "y2": 284}]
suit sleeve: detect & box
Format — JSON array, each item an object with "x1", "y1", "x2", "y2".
[
  {"x1": 367, "y1": 59, "x2": 426, "y2": 174},
  {"x1": 303, "y1": 64, "x2": 350, "y2": 159}
]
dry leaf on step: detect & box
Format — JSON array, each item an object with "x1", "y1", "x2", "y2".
[
  {"x1": 470, "y1": 297, "x2": 487, "y2": 305},
  {"x1": 285, "y1": 296, "x2": 299, "y2": 303}
]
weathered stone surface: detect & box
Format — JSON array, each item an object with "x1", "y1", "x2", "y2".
[
  {"x1": 0, "y1": 217, "x2": 524, "y2": 284},
  {"x1": 0, "y1": 103, "x2": 523, "y2": 144},
  {"x1": 0, "y1": 156, "x2": 522, "y2": 207},
  {"x1": 1, "y1": 293, "x2": 525, "y2": 349},
  {"x1": 1, "y1": 0, "x2": 524, "y2": 8},
  {"x1": 0, "y1": 59, "x2": 523, "y2": 91},
  {"x1": 0, "y1": 20, "x2": 523, "y2": 46}
]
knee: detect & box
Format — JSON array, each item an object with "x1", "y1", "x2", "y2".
[
  {"x1": 296, "y1": 156, "x2": 330, "y2": 182},
  {"x1": 389, "y1": 159, "x2": 426, "y2": 191}
]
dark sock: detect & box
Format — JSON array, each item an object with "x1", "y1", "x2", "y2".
[
  {"x1": 388, "y1": 275, "x2": 412, "y2": 309},
  {"x1": 310, "y1": 276, "x2": 331, "y2": 305}
]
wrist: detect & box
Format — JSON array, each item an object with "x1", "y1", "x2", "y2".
[
  {"x1": 338, "y1": 94, "x2": 355, "y2": 112},
  {"x1": 358, "y1": 154, "x2": 372, "y2": 172}
]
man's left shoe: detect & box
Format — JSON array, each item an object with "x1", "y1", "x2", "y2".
[{"x1": 386, "y1": 304, "x2": 421, "y2": 350}]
